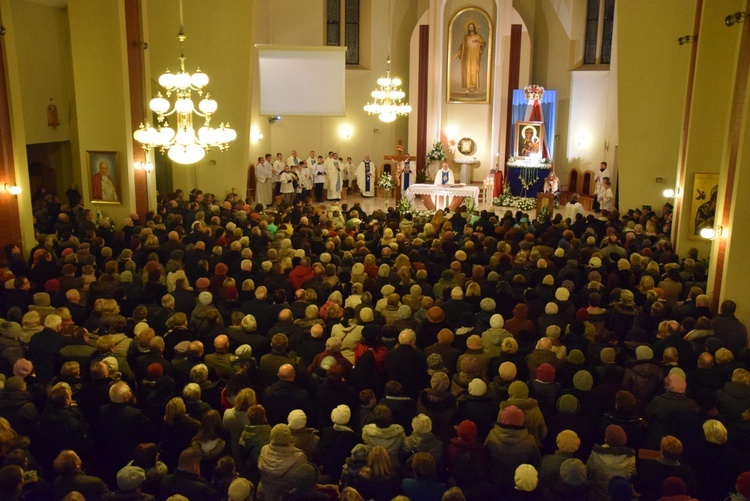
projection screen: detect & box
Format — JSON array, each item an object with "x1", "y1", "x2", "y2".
[{"x1": 257, "y1": 45, "x2": 347, "y2": 116}]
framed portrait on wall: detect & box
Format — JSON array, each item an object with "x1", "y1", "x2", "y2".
[
  {"x1": 87, "y1": 151, "x2": 121, "y2": 204},
  {"x1": 514, "y1": 121, "x2": 544, "y2": 160},
  {"x1": 447, "y1": 7, "x2": 493, "y2": 104},
  {"x1": 688, "y1": 172, "x2": 719, "y2": 239}
]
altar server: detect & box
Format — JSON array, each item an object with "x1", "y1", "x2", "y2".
[{"x1": 356, "y1": 155, "x2": 378, "y2": 197}]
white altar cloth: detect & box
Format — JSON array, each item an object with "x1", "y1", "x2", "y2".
[{"x1": 406, "y1": 183, "x2": 480, "y2": 211}]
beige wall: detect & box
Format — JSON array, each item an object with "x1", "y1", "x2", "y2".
[
  {"x1": 68, "y1": 0, "x2": 135, "y2": 223},
  {"x1": 617, "y1": 0, "x2": 694, "y2": 213}
]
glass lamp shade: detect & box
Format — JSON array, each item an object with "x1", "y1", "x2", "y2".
[
  {"x1": 391, "y1": 77, "x2": 402, "y2": 86},
  {"x1": 157, "y1": 127, "x2": 176, "y2": 145},
  {"x1": 175, "y1": 98, "x2": 195, "y2": 113},
  {"x1": 168, "y1": 143, "x2": 206, "y2": 164},
  {"x1": 174, "y1": 72, "x2": 192, "y2": 89},
  {"x1": 198, "y1": 98, "x2": 217, "y2": 114},
  {"x1": 191, "y1": 70, "x2": 209, "y2": 88},
  {"x1": 149, "y1": 96, "x2": 170, "y2": 115},
  {"x1": 158, "y1": 71, "x2": 176, "y2": 89},
  {"x1": 379, "y1": 112, "x2": 397, "y2": 123},
  {"x1": 198, "y1": 126, "x2": 217, "y2": 145}
]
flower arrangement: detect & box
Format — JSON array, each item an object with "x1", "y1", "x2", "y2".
[
  {"x1": 426, "y1": 140, "x2": 447, "y2": 162},
  {"x1": 537, "y1": 204, "x2": 551, "y2": 223},
  {"x1": 516, "y1": 197, "x2": 537, "y2": 211},
  {"x1": 377, "y1": 173, "x2": 395, "y2": 191},
  {"x1": 465, "y1": 196, "x2": 476, "y2": 213},
  {"x1": 396, "y1": 196, "x2": 413, "y2": 215}
]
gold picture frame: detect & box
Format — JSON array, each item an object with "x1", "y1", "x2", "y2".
[
  {"x1": 688, "y1": 172, "x2": 719, "y2": 240},
  {"x1": 447, "y1": 7, "x2": 493, "y2": 104},
  {"x1": 87, "y1": 151, "x2": 121, "y2": 204},
  {"x1": 514, "y1": 121, "x2": 545, "y2": 160}
]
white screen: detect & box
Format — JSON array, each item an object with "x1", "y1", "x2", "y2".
[{"x1": 257, "y1": 45, "x2": 346, "y2": 116}]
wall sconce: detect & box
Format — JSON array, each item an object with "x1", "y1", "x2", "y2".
[
  {"x1": 3, "y1": 183, "x2": 21, "y2": 197},
  {"x1": 663, "y1": 187, "x2": 680, "y2": 198},
  {"x1": 677, "y1": 35, "x2": 697, "y2": 45},
  {"x1": 340, "y1": 125, "x2": 352, "y2": 139},
  {"x1": 725, "y1": 12, "x2": 748, "y2": 27},
  {"x1": 700, "y1": 225, "x2": 723, "y2": 240},
  {"x1": 250, "y1": 129, "x2": 264, "y2": 142},
  {"x1": 138, "y1": 160, "x2": 154, "y2": 173},
  {"x1": 268, "y1": 116, "x2": 281, "y2": 124}
]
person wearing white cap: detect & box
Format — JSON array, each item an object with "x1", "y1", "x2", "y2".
[
  {"x1": 287, "y1": 409, "x2": 319, "y2": 459},
  {"x1": 312, "y1": 405, "x2": 358, "y2": 483}
]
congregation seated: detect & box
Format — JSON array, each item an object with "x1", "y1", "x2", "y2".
[{"x1": 0, "y1": 186, "x2": 747, "y2": 500}]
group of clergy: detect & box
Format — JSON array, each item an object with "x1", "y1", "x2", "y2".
[{"x1": 254, "y1": 149, "x2": 423, "y2": 206}]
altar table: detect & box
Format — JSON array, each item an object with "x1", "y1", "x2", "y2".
[
  {"x1": 507, "y1": 163, "x2": 551, "y2": 198},
  {"x1": 406, "y1": 183, "x2": 480, "y2": 211}
]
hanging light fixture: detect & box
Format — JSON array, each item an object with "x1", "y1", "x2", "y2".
[
  {"x1": 363, "y1": 0, "x2": 411, "y2": 122},
  {"x1": 134, "y1": 0, "x2": 236, "y2": 165}
]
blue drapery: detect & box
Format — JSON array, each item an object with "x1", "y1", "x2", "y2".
[{"x1": 511, "y1": 90, "x2": 557, "y2": 160}]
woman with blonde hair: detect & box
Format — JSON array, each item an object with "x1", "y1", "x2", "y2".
[
  {"x1": 353, "y1": 446, "x2": 401, "y2": 501},
  {"x1": 223, "y1": 388, "x2": 257, "y2": 463},
  {"x1": 20, "y1": 311, "x2": 42, "y2": 343},
  {"x1": 160, "y1": 397, "x2": 200, "y2": 470},
  {"x1": 294, "y1": 304, "x2": 325, "y2": 333}
]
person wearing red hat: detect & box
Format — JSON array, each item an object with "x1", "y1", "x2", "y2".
[
  {"x1": 586, "y1": 424, "x2": 635, "y2": 499},
  {"x1": 484, "y1": 405, "x2": 540, "y2": 490}
]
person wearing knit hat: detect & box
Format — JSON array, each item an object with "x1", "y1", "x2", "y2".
[
  {"x1": 258, "y1": 424, "x2": 307, "y2": 501},
  {"x1": 467, "y1": 378, "x2": 487, "y2": 397},
  {"x1": 116, "y1": 464, "x2": 146, "y2": 492},
  {"x1": 586, "y1": 425, "x2": 636, "y2": 499},
  {"x1": 13, "y1": 358, "x2": 33, "y2": 378},
  {"x1": 635, "y1": 345, "x2": 654, "y2": 360},
  {"x1": 573, "y1": 370, "x2": 594, "y2": 391},
  {"x1": 465, "y1": 334, "x2": 483, "y2": 351},
  {"x1": 427, "y1": 353, "x2": 447, "y2": 376},
  {"x1": 485, "y1": 404, "x2": 540, "y2": 489},
  {"x1": 514, "y1": 464, "x2": 538, "y2": 492},
  {"x1": 480, "y1": 297, "x2": 496, "y2": 312},
  {"x1": 426, "y1": 306, "x2": 445, "y2": 323},
  {"x1": 600, "y1": 347, "x2": 616, "y2": 364},
  {"x1": 566, "y1": 349, "x2": 585, "y2": 365},
  {"x1": 499, "y1": 361, "x2": 517, "y2": 381},
  {"x1": 556, "y1": 429, "x2": 581, "y2": 454},
  {"x1": 559, "y1": 458, "x2": 588, "y2": 488},
  {"x1": 195, "y1": 277, "x2": 210, "y2": 290},
  {"x1": 227, "y1": 477, "x2": 253, "y2": 501},
  {"x1": 555, "y1": 287, "x2": 570, "y2": 302},
  {"x1": 331, "y1": 404, "x2": 351, "y2": 426},
  {"x1": 430, "y1": 372, "x2": 450, "y2": 393},
  {"x1": 735, "y1": 471, "x2": 750, "y2": 500},
  {"x1": 498, "y1": 381, "x2": 547, "y2": 444},
  {"x1": 556, "y1": 394, "x2": 580, "y2": 415}
]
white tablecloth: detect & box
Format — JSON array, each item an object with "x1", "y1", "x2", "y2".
[{"x1": 406, "y1": 183, "x2": 480, "y2": 210}]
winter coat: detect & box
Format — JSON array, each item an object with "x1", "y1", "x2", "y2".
[
  {"x1": 313, "y1": 426, "x2": 360, "y2": 482},
  {"x1": 263, "y1": 381, "x2": 315, "y2": 426},
  {"x1": 257, "y1": 443, "x2": 308, "y2": 501},
  {"x1": 361, "y1": 423, "x2": 406, "y2": 467},
  {"x1": 484, "y1": 423, "x2": 541, "y2": 488},
  {"x1": 623, "y1": 360, "x2": 664, "y2": 411},
  {"x1": 239, "y1": 423, "x2": 272, "y2": 482},
  {"x1": 191, "y1": 436, "x2": 227, "y2": 474},
  {"x1": 416, "y1": 389, "x2": 458, "y2": 441},
  {"x1": 499, "y1": 396, "x2": 548, "y2": 444},
  {"x1": 586, "y1": 444, "x2": 636, "y2": 500},
  {"x1": 716, "y1": 381, "x2": 750, "y2": 423},
  {"x1": 331, "y1": 322, "x2": 364, "y2": 364},
  {"x1": 456, "y1": 394, "x2": 496, "y2": 441},
  {"x1": 290, "y1": 427, "x2": 319, "y2": 459},
  {"x1": 0, "y1": 390, "x2": 38, "y2": 437},
  {"x1": 402, "y1": 431, "x2": 444, "y2": 468},
  {"x1": 644, "y1": 391, "x2": 691, "y2": 448},
  {"x1": 222, "y1": 407, "x2": 249, "y2": 461},
  {"x1": 538, "y1": 450, "x2": 577, "y2": 487}
]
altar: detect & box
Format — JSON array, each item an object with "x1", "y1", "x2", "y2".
[
  {"x1": 507, "y1": 160, "x2": 551, "y2": 198},
  {"x1": 406, "y1": 183, "x2": 480, "y2": 211}
]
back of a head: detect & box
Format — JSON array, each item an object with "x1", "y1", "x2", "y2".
[{"x1": 177, "y1": 447, "x2": 201, "y2": 470}]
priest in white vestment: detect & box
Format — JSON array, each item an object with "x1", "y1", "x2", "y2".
[
  {"x1": 434, "y1": 162, "x2": 455, "y2": 186},
  {"x1": 255, "y1": 157, "x2": 273, "y2": 207},
  {"x1": 325, "y1": 153, "x2": 343, "y2": 201},
  {"x1": 355, "y1": 155, "x2": 377, "y2": 197}
]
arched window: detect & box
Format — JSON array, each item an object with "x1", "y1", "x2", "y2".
[
  {"x1": 327, "y1": 0, "x2": 360, "y2": 65},
  {"x1": 584, "y1": 0, "x2": 615, "y2": 65}
]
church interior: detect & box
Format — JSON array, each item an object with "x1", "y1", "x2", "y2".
[{"x1": 0, "y1": 0, "x2": 748, "y2": 322}]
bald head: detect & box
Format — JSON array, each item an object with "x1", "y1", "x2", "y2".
[
  {"x1": 278, "y1": 364, "x2": 295, "y2": 382},
  {"x1": 279, "y1": 309, "x2": 292, "y2": 322},
  {"x1": 214, "y1": 335, "x2": 229, "y2": 353}
]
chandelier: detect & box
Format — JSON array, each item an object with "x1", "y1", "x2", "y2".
[
  {"x1": 133, "y1": 2, "x2": 236, "y2": 164},
  {"x1": 363, "y1": 58, "x2": 412, "y2": 123}
]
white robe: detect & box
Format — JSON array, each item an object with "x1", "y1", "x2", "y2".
[
  {"x1": 355, "y1": 161, "x2": 377, "y2": 197},
  {"x1": 325, "y1": 158, "x2": 343, "y2": 199},
  {"x1": 255, "y1": 162, "x2": 273, "y2": 206},
  {"x1": 595, "y1": 167, "x2": 611, "y2": 197},
  {"x1": 434, "y1": 168, "x2": 455, "y2": 186}
]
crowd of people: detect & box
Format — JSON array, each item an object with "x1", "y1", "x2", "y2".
[{"x1": 0, "y1": 185, "x2": 748, "y2": 501}]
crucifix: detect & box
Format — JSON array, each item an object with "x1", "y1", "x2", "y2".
[{"x1": 384, "y1": 140, "x2": 417, "y2": 201}]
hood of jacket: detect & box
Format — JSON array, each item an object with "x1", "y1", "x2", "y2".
[
  {"x1": 723, "y1": 381, "x2": 750, "y2": 399},
  {"x1": 589, "y1": 444, "x2": 635, "y2": 469},
  {"x1": 505, "y1": 396, "x2": 541, "y2": 413},
  {"x1": 258, "y1": 443, "x2": 305, "y2": 479},
  {"x1": 512, "y1": 303, "x2": 530, "y2": 320},
  {"x1": 0, "y1": 391, "x2": 34, "y2": 410},
  {"x1": 362, "y1": 423, "x2": 404, "y2": 442},
  {"x1": 491, "y1": 424, "x2": 531, "y2": 445},
  {"x1": 419, "y1": 389, "x2": 456, "y2": 412}
]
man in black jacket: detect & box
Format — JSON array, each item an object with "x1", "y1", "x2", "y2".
[
  {"x1": 385, "y1": 329, "x2": 428, "y2": 399},
  {"x1": 159, "y1": 447, "x2": 220, "y2": 501},
  {"x1": 263, "y1": 364, "x2": 315, "y2": 426}
]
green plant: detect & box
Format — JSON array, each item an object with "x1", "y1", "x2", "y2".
[
  {"x1": 396, "y1": 196, "x2": 413, "y2": 214},
  {"x1": 377, "y1": 173, "x2": 395, "y2": 190}
]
